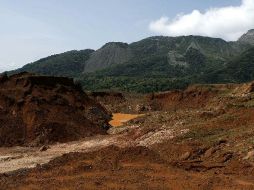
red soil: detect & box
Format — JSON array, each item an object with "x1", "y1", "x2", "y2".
[
  {"x1": 148, "y1": 83, "x2": 254, "y2": 111},
  {"x1": 0, "y1": 72, "x2": 111, "y2": 147}
]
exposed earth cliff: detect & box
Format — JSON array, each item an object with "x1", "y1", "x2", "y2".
[{"x1": 0, "y1": 72, "x2": 111, "y2": 147}]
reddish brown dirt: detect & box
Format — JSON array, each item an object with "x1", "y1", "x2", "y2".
[
  {"x1": 0, "y1": 72, "x2": 111, "y2": 147},
  {"x1": 148, "y1": 83, "x2": 254, "y2": 111},
  {"x1": 1, "y1": 146, "x2": 254, "y2": 190},
  {"x1": 1, "y1": 80, "x2": 254, "y2": 189}
]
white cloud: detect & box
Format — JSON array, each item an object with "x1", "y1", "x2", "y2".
[{"x1": 149, "y1": 0, "x2": 254, "y2": 41}]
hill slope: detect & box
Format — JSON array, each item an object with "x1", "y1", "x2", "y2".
[
  {"x1": 8, "y1": 31, "x2": 254, "y2": 93},
  {"x1": 224, "y1": 47, "x2": 254, "y2": 82},
  {"x1": 10, "y1": 49, "x2": 94, "y2": 77},
  {"x1": 238, "y1": 29, "x2": 254, "y2": 45},
  {"x1": 84, "y1": 42, "x2": 133, "y2": 73}
]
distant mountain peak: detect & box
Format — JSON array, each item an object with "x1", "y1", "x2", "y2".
[
  {"x1": 238, "y1": 29, "x2": 254, "y2": 45},
  {"x1": 101, "y1": 42, "x2": 129, "y2": 49},
  {"x1": 84, "y1": 42, "x2": 132, "y2": 73}
]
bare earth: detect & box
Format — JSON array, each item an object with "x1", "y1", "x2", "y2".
[
  {"x1": 2, "y1": 82, "x2": 254, "y2": 189},
  {"x1": 0, "y1": 113, "x2": 145, "y2": 173}
]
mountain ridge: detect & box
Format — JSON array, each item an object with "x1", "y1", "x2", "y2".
[
  {"x1": 238, "y1": 29, "x2": 254, "y2": 45},
  {"x1": 8, "y1": 30, "x2": 254, "y2": 93}
]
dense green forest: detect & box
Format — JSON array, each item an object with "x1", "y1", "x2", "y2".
[
  {"x1": 11, "y1": 50, "x2": 94, "y2": 77},
  {"x1": 8, "y1": 33, "x2": 254, "y2": 93}
]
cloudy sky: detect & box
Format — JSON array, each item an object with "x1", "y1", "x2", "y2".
[{"x1": 0, "y1": 0, "x2": 252, "y2": 72}]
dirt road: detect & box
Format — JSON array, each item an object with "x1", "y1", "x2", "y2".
[{"x1": 0, "y1": 135, "x2": 127, "y2": 173}]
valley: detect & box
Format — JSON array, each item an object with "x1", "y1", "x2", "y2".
[
  {"x1": 2, "y1": 1, "x2": 254, "y2": 190},
  {"x1": 1, "y1": 74, "x2": 254, "y2": 189}
]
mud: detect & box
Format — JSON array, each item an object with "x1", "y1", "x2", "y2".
[{"x1": 109, "y1": 113, "x2": 145, "y2": 127}]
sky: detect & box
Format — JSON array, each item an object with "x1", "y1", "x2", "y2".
[{"x1": 0, "y1": 0, "x2": 251, "y2": 72}]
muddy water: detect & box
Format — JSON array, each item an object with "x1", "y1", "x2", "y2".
[
  {"x1": 0, "y1": 113, "x2": 143, "y2": 174},
  {"x1": 109, "y1": 113, "x2": 144, "y2": 127}
]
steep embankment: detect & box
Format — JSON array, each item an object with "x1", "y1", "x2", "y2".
[
  {"x1": 0, "y1": 72, "x2": 111, "y2": 147},
  {"x1": 148, "y1": 82, "x2": 254, "y2": 111}
]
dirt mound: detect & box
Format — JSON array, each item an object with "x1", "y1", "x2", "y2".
[
  {"x1": 0, "y1": 146, "x2": 165, "y2": 190},
  {"x1": 0, "y1": 72, "x2": 111, "y2": 147},
  {"x1": 47, "y1": 145, "x2": 162, "y2": 169},
  {"x1": 148, "y1": 83, "x2": 251, "y2": 111},
  {"x1": 232, "y1": 81, "x2": 254, "y2": 96},
  {"x1": 1, "y1": 145, "x2": 254, "y2": 190},
  {"x1": 148, "y1": 85, "x2": 218, "y2": 110}
]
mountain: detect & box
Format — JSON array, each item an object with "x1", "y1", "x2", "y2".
[
  {"x1": 238, "y1": 29, "x2": 254, "y2": 45},
  {"x1": 77, "y1": 35, "x2": 252, "y2": 93},
  {"x1": 8, "y1": 30, "x2": 254, "y2": 93},
  {"x1": 84, "y1": 42, "x2": 133, "y2": 73},
  {"x1": 130, "y1": 35, "x2": 239, "y2": 60},
  {"x1": 224, "y1": 47, "x2": 254, "y2": 82},
  {"x1": 10, "y1": 49, "x2": 94, "y2": 77},
  {"x1": 196, "y1": 47, "x2": 254, "y2": 84}
]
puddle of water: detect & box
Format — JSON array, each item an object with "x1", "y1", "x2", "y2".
[{"x1": 109, "y1": 113, "x2": 144, "y2": 127}]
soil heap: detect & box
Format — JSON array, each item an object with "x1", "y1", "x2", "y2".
[
  {"x1": 0, "y1": 72, "x2": 111, "y2": 147},
  {"x1": 148, "y1": 82, "x2": 254, "y2": 111}
]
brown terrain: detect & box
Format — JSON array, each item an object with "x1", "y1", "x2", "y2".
[
  {"x1": 1, "y1": 73, "x2": 254, "y2": 189},
  {"x1": 0, "y1": 72, "x2": 111, "y2": 146}
]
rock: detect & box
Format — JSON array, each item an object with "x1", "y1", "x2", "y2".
[
  {"x1": 136, "y1": 105, "x2": 146, "y2": 112},
  {"x1": 107, "y1": 126, "x2": 128, "y2": 135},
  {"x1": 215, "y1": 139, "x2": 227, "y2": 146},
  {"x1": 218, "y1": 139, "x2": 227, "y2": 144},
  {"x1": 179, "y1": 152, "x2": 191, "y2": 160},
  {"x1": 219, "y1": 152, "x2": 233, "y2": 163},
  {"x1": 243, "y1": 150, "x2": 254, "y2": 160},
  {"x1": 39, "y1": 145, "x2": 49, "y2": 152},
  {"x1": 204, "y1": 147, "x2": 218, "y2": 158}
]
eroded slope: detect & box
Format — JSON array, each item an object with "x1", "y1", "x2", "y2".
[{"x1": 0, "y1": 72, "x2": 111, "y2": 146}]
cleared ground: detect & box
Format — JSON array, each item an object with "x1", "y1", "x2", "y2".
[{"x1": 1, "y1": 82, "x2": 254, "y2": 189}]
